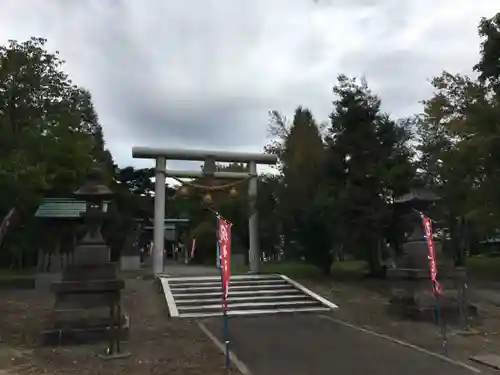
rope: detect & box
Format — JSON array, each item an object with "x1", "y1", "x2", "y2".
[
  {"x1": 204, "y1": 204, "x2": 230, "y2": 223},
  {"x1": 170, "y1": 174, "x2": 251, "y2": 191}
]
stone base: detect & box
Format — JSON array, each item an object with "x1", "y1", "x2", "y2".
[
  {"x1": 120, "y1": 255, "x2": 141, "y2": 271},
  {"x1": 35, "y1": 273, "x2": 61, "y2": 291},
  {"x1": 388, "y1": 292, "x2": 479, "y2": 324},
  {"x1": 42, "y1": 312, "x2": 130, "y2": 346}
]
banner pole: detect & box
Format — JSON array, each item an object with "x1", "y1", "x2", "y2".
[
  {"x1": 223, "y1": 308, "x2": 230, "y2": 370},
  {"x1": 216, "y1": 215, "x2": 231, "y2": 372},
  {"x1": 435, "y1": 289, "x2": 448, "y2": 355}
]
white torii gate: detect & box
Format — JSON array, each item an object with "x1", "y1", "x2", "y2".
[{"x1": 132, "y1": 146, "x2": 278, "y2": 275}]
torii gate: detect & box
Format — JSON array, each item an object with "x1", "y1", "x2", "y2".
[{"x1": 132, "y1": 147, "x2": 277, "y2": 275}]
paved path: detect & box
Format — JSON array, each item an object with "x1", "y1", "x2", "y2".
[{"x1": 203, "y1": 314, "x2": 480, "y2": 375}]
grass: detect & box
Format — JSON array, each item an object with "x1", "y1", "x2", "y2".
[
  {"x1": 0, "y1": 268, "x2": 155, "y2": 282},
  {"x1": 466, "y1": 256, "x2": 500, "y2": 280},
  {"x1": 331, "y1": 260, "x2": 369, "y2": 279},
  {"x1": 0, "y1": 259, "x2": 368, "y2": 282},
  {"x1": 261, "y1": 262, "x2": 323, "y2": 278},
  {"x1": 0, "y1": 268, "x2": 35, "y2": 280},
  {"x1": 233, "y1": 259, "x2": 369, "y2": 279}
]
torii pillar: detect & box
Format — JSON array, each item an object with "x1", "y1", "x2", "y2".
[{"x1": 132, "y1": 147, "x2": 277, "y2": 275}]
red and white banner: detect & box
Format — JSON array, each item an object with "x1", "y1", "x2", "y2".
[
  {"x1": 218, "y1": 217, "x2": 232, "y2": 310},
  {"x1": 422, "y1": 217, "x2": 442, "y2": 295},
  {"x1": 190, "y1": 238, "x2": 196, "y2": 259}
]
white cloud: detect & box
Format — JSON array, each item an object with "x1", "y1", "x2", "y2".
[{"x1": 0, "y1": 0, "x2": 498, "y2": 169}]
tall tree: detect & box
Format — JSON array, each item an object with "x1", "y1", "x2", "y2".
[
  {"x1": 325, "y1": 75, "x2": 414, "y2": 274},
  {"x1": 0, "y1": 37, "x2": 113, "y2": 265},
  {"x1": 418, "y1": 11, "x2": 500, "y2": 244},
  {"x1": 268, "y1": 107, "x2": 327, "y2": 264},
  {"x1": 475, "y1": 13, "x2": 500, "y2": 95},
  {"x1": 0, "y1": 37, "x2": 112, "y2": 204}
]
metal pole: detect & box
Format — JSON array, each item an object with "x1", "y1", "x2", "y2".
[
  {"x1": 153, "y1": 156, "x2": 166, "y2": 275},
  {"x1": 216, "y1": 241, "x2": 220, "y2": 268},
  {"x1": 215, "y1": 215, "x2": 231, "y2": 371},
  {"x1": 248, "y1": 161, "x2": 260, "y2": 273}
]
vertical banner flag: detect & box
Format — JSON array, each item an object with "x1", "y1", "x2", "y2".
[
  {"x1": 218, "y1": 217, "x2": 232, "y2": 310},
  {"x1": 422, "y1": 217, "x2": 443, "y2": 295},
  {"x1": 190, "y1": 238, "x2": 196, "y2": 259}
]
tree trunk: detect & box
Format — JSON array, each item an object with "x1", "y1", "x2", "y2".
[
  {"x1": 367, "y1": 240, "x2": 385, "y2": 278},
  {"x1": 321, "y1": 260, "x2": 331, "y2": 276}
]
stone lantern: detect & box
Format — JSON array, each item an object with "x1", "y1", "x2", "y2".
[
  {"x1": 44, "y1": 167, "x2": 129, "y2": 357},
  {"x1": 387, "y1": 188, "x2": 476, "y2": 325},
  {"x1": 392, "y1": 188, "x2": 444, "y2": 272}
]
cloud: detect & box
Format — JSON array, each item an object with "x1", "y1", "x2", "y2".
[{"x1": 0, "y1": 0, "x2": 498, "y2": 171}]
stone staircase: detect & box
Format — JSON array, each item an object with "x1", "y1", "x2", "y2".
[{"x1": 160, "y1": 274, "x2": 337, "y2": 318}]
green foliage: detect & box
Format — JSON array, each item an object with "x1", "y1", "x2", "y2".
[
  {"x1": 256, "y1": 174, "x2": 281, "y2": 258},
  {"x1": 0, "y1": 37, "x2": 114, "y2": 267},
  {"x1": 6, "y1": 12, "x2": 500, "y2": 277},
  {"x1": 417, "y1": 15, "x2": 500, "y2": 258},
  {"x1": 189, "y1": 221, "x2": 217, "y2": 264},
  {"x1": 330, "y1": 260, "x2": 368, "y2": 280},
  {"x1": 255, "y1": 14, "x2": 500, "y2": 277},
  {"x1": 322, "y1": 75, "x2": 414, "y2": 274},
  {"x1": 466, "y1": 256, "x2": 500, "y2": 281},
  {"x1": 262, "y1": 75, "x2": 415, "y2": 276},
  {"x1": 268, "y1": 107, "x2": 329, "y2": 265},
  {"x1": 475, "y1": 14, "x2": 500, "y2": 94},
  {"x1": 0, "y1": 38, "x2": 110, "y2": 201}
]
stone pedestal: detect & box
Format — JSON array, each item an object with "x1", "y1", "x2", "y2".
[
  {"x1": 44, "y1": 240, "x2": 129, "y2": 345},
  {"x1": 35, "y1": 272, "x2": 61, "y2": 291}
]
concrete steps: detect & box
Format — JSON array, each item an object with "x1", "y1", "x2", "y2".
[{"x1": 160, "y1": 274, "x2": 337, "y2": 318}]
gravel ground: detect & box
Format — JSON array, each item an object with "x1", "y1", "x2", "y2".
[
  {"x1": 2, "y1": 275, "x2": 499, "y2": 374},
  {"x1": 0, "y1": 279, "x2": 238, "y2": 375},
  {"x1": 300, "y1": 277, "x2": 500, "y2": 367}
]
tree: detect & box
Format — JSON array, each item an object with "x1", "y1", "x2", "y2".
[
  {"x1": 325, "y1": 75, "x2": 414, "y2": 275},
  {"x1": 475, "y1": 13, "x2": 500, "y2": 95},
  {"x1": 472, "y1": 12, "x2": 500, "y2": 234},
  {"x1": 0, "y1": 38, "x2": 111, "y2": 203},
  {"x1": 0, "y1": 37, "x2": 113, "y2": 266},
  {"x1": 267, "y1": 107, "x2": 328, "y2": 265},
  {"x1": 416, "y1": 14, "x2": 500, "y2": 261},
  {"x1": 256, "y1": 174, "x2": 282, "y2": 260}
]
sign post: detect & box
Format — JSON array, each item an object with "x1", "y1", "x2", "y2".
[{"x1": 217, "y1": 216, "x2": 232, "y2": 371}]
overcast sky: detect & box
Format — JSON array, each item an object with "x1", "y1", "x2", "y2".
[{"x1": 1, "y1": 0, "x2": 498, "y2": 172}]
